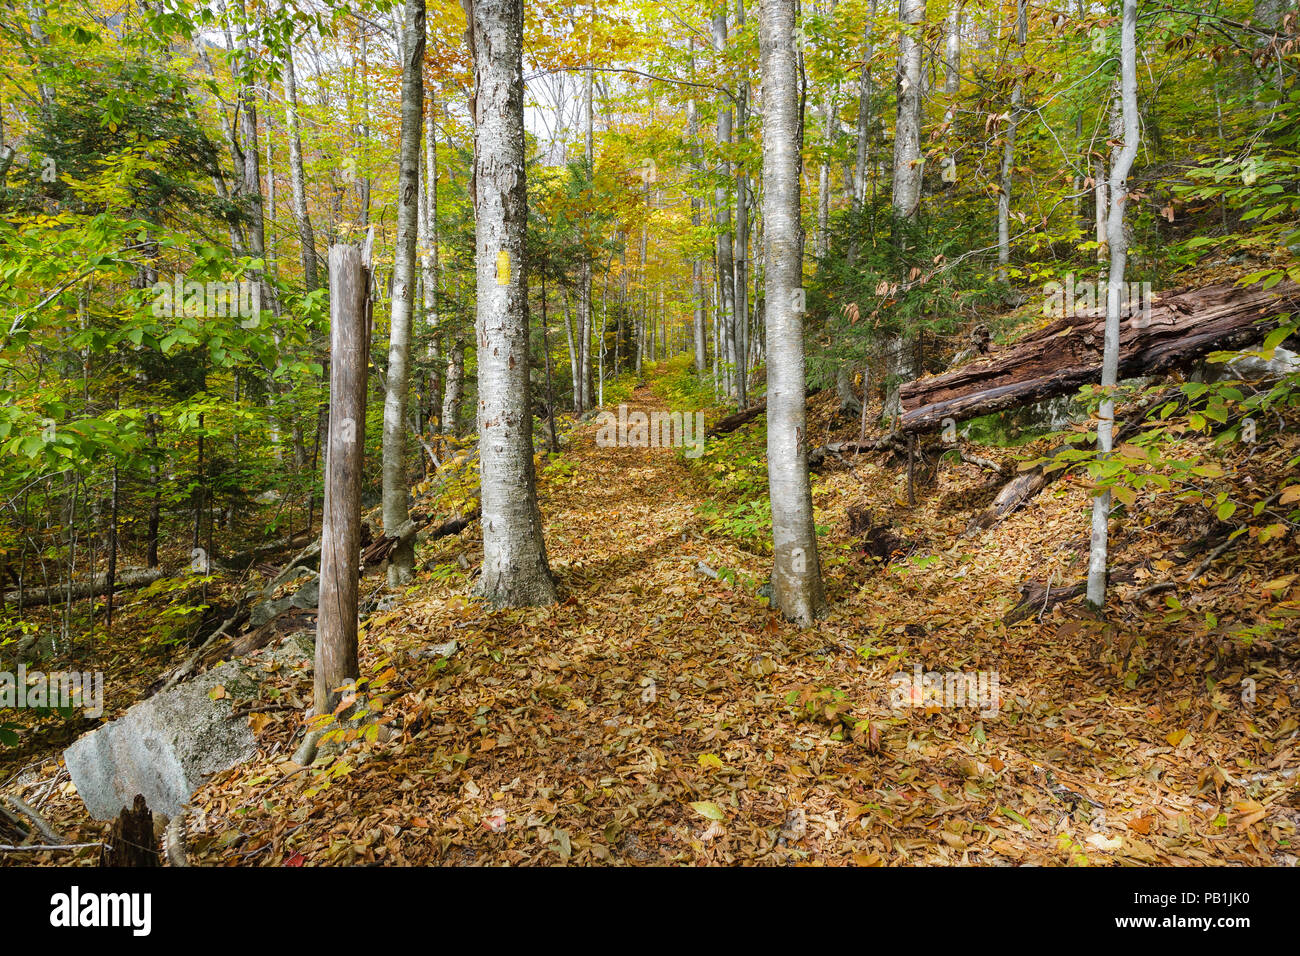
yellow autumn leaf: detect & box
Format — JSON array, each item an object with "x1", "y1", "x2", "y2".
[{"x1": 697, "y1": 753, "x2": 723, "y2": 771}]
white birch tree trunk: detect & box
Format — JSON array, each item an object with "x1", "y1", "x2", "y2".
[{"x1": 761, "y1": 0, "x2": 827, "y2": 626}]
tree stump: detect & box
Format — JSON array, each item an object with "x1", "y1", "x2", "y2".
[{"x1": 100, "y1": 794, "x2": 160, "y2": 867}]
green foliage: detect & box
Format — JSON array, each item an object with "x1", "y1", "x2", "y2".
[
  {"x1": 808, "y1": 204, "x2": 1001, "y2": 391},
  {"x1": 649, "y1": 353, "x2": 716, "y2": 411},
  {"x1": 601, "y1": 372, "x2": 638, "y2": 407},
  {"x1": 701, "y1": 497, "x2": 772, "y2": 551}
]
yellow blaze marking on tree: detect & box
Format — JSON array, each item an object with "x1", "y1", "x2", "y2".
[{"x1": 496, "y1": 250, "x2": 511, "y2": 286}]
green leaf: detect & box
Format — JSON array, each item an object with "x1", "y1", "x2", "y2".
[
  {"x1": 689, "y1": 801, "x2": 726, "y2": 821},
  {"x1": 998, "y1": 806, "x2": 1033, "y2": 829}
]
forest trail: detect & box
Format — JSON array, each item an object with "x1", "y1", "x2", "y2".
[
  {"x1": 10, "y1": 377, "x2": 1295, "y2": 866},
  {"x1": 163, "y1": 378, "x2": 1296, "y2": 866}
]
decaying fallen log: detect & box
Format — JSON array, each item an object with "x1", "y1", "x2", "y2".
[
  {"x1": 705, "y1": 387, "x2": 823, "y2": 438},
  {"x1": 2, "y1": 566, "x2": 164, "y2": 609},
  {"x1": 899, "y1": 280, "x2": 1300, "y2": 432},
  {"x1": 807, "y1": 433, "x2": 908, "y2": 469},
  {"x1": 216, "y1": 532, "x2": 313, "y2": 571},
  {"x1": 1003, "y1": 568, "x2": 1137, "y2": 624},
  {"x1": 706, "y1": 402, "x2": 768, "y2": 438}
]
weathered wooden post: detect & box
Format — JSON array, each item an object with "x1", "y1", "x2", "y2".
[{"x1": 313, "y1": 241, "x2": 370, "y2": 724}]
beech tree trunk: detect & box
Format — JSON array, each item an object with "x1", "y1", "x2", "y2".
[
  {"x1": 713, "y1": 11, "x2": 738, "y2": 400},
  {"x1": 942, "y1": 0, "x2": 962, "y2": 126},
  {"x1": 468, "y1": 0, "x2": 557, "y2": 606},
  {"x1": 577, "y1": 33, "x2": 595, "y2": 415},
  {"x1": 381, "y1": 0, "x2": 425, "y2": 586},
  {"x1": 761, "y1": 0, "x2": 827, "y2": 626},
  {"x1": 734, "y1": 0, "x2": 750, "y2": 407},
  {"x1": 442, "y1": 339, "x2": 464, "y2": 436},
  {"x1": 688, "y1": 62, "x2": 708, "y2": 374},
  {"x1": 422, "y1": 86, "x2": 442, "y2": 432},
  {"x1": 852, "y1": 0, "x2": 877, "y2": 211}
]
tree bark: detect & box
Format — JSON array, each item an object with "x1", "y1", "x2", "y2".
[
  {"x1": 761, "y1": 0, "x2": 827, "y2": 625},
  {"x1": 712, "y1": 11, "x2": 738, "y2": 401},
  {"x1": 734, "y1": 0, "x2": 751, "y2": 407},
  {"x1": 852, "y1": 0, "x2": 877, "y2": 210},
  {"x1": 381, "y1": 0, "x2": 426, "y2": 586},
  {"x1": 314, "y1": 243, "x2": 369, "y2": 719},
  {"x1": 100, "y1": 795, "x2": 159, "y2": 867},
  {"x1": 467, "y1": 0, "x2": 557, "y2": 607},
  {"x1": 283, "y1": 36, "x2": 318, "y2": 290},
  {"x1": 422, "y1": 85, "x2": 442, "y2": 430},
  {"x1": 3, "y1": 567, "x2": 163, "y2": 609},
  {"x1": 996, "y1": 0, "x2": 1026, "y2": 283},
  {"x1": 890, "y1": 0, "x2": 925, "y2": 220},
  {"x1": 442, "y1": 338, "x2": 464, "y2": 436},
  {"x1": 1087, "y1": 0, "x2": 1138, "y2": 610},
  {"x1": 897, "y1": 280, "x2": 1300, "y2": 432}
]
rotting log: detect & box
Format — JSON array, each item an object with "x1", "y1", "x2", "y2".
[
  {"x1": 899, "y1": 280, "x2": 1300, "y2": 432},
  {"x1": 705, "y1": 387, "x2": 823, "y2": 438},
  {"x1": 1003, "y1": 568, "x2": 1137, "y2": 624},
  {"x1": 2, "y1": 567, "x2": 164, "y2": 609}
]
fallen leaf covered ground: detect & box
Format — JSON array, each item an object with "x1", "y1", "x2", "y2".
[{"x1": 5, "y1": 374, "x2": 1298, "y2": 866}]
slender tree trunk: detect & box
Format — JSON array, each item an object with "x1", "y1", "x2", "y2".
[
  {"x1": 577, "y1": 23, "x2": 596, "y2": 415},
  {"x1": 441, "y1": 339, "x2": 464, "y2": 436},
  {"x1": 381, "y1": 0, "x2": 426, "y2": 586},
  {"x1": 422, "y1": 85, "x2": 442, "y2": 431},
  {"x1": 688, "y1": 64, "x2": 708, "y2": 374},
  {"x1": 283, "y1": 37, "x2": 319, "y2": 291},
  {"x1": 146, "y1": 412, "x2": 160, "y2": 569},
  {"x1": 996, "y1": 0, "x2": 1026, "y2": 283},
  {"x1": 231, "y1": 3, "x2": 266, "y2": 265},
  {"x1": 1086, "y1": 0, "x2": 1138, "y2": 609},
  {"x1": 816, "y1": 0, "x2": 839, "y2": 257},
  {"x1": 713, "y1": 11, "x2": 738, "y2": 400},
  {"x1": 541, "y1": 268, "x2": 559, "y2": 451},
  {"x1": 761, "y1": 0, "x2": 827, "y2": 625},
  {"x1": 468, "y1": 0, "x2": 557, "y2": 606},
  {"x1": 734, "y1": 0, "x2": 750, "y2": 406},
  {"x1": 105, "y1": 458, "x2": 118, "y2": 633},
  {"x1": 852, "y1": 0, "x2": 877, "y2": 211},
  {"x1": 942, "y1": 0, "x2": 962, "y2": 126},
  {"x1": 563, "y1": 287, "x2": 580, "y2": 408}
]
